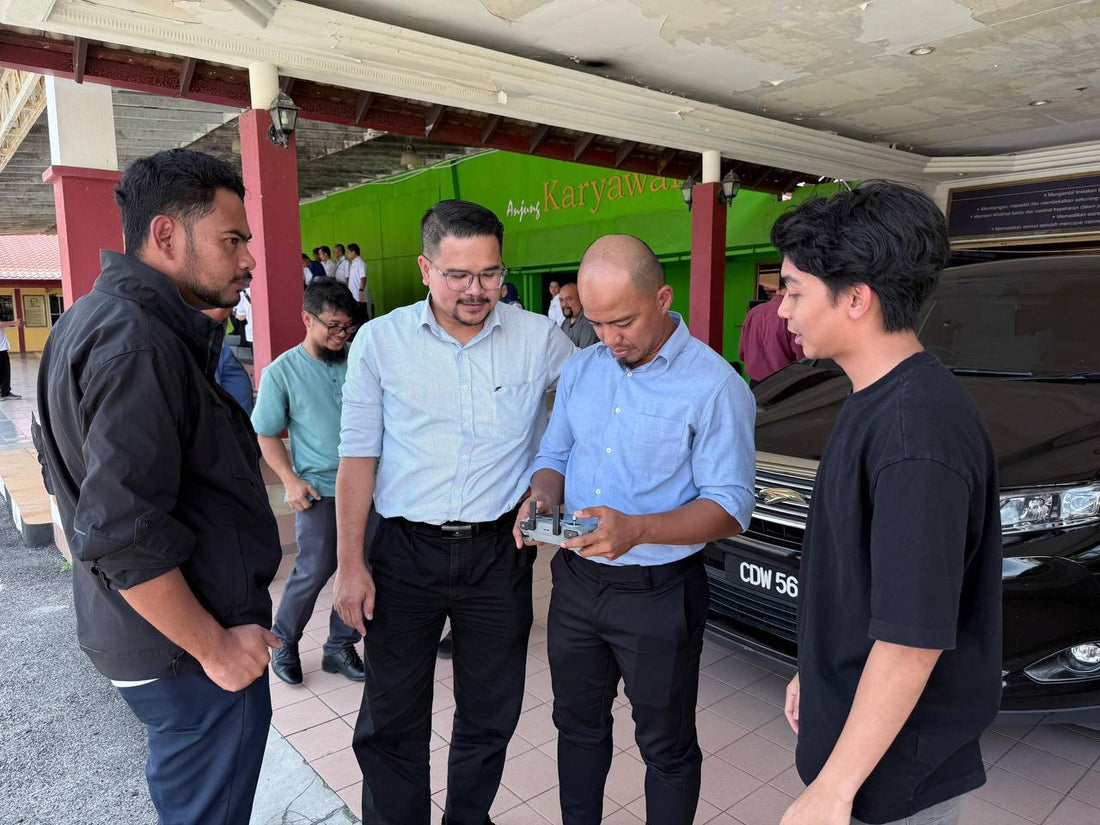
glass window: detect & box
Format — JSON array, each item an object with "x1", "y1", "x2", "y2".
[
  {"x1": 0, "y1": 294, "x2": 13, "y2": 322},
  {"x1": 48, "y1": 293, "x2": 64, "y2": 327},
  {"x1": 919, "y1": 268, "x2": 1100, "y2": 375}
]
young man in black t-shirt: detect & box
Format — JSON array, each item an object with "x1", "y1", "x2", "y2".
[{"x1": 771, "y1": 182, "x2": 1003, "y2": 825}]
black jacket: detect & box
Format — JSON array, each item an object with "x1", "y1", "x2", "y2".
[{"x1": 36, "y1": 251, "x2": 281, "y2": 680}]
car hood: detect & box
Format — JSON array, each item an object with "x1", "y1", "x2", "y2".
[{"x1": 753, "y1": 363, "x2": 1100, "y2": 488}]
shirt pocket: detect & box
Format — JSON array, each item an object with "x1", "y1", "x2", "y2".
[
  {"x1": 492, "y1": 380, "x2": 546, "y2": 439},
  {"x1": 628, "y1": 412, "x2": 690, "y2": 476}
]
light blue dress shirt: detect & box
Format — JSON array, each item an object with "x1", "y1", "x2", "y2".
[
  {"x1": 215, "y1": 342, "x2": 254, "y2": 414},
  {"x1": 340, "y1": 298, "x2": 575, "y2": 524},
  {"x1": 531, "y1": 312, "x2": 756, "y2": 566},
  {"x1": 251, "y1": 345, "x2": 346, "y2": 498}
]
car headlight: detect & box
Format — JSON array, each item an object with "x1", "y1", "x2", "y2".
[
  {"x1": 1000, "y1": 483, "x2": 1100, "y2": 535},
  {"x1": 1024, "y1": 642, "x2": 1100, "y2": 683}
]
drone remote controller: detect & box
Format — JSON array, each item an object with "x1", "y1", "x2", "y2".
[{"x1": 520, "y1": 503, "x2": 598, "y2": 546}]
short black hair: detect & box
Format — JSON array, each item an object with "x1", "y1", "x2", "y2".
[
  {"x1": 312, "y1": 247, "x2": 320, "y2": 256},
  {"x1": 421, "y1": 200, "x2": 504, "y2": 259},
  {"x1": 302, "y1": 253, "x2": 310, "y2": 262},
  {"x1": 115, "y1": 149, "x2": 245, "y2": 255},
  {"x1": 334, "y1": 243, "x2": 345, "y2": 254},
  {"x1": 770, "y1": 180, "x2": 950, "y2": 332},
  {"x1": 304, "y1": 277, "x2": 358, "y2": 318},
  {"x1": 347, "y1": 243, "x2": 361, "y2": 256},
  {"x1": 321, "y1": 245, "x2": 331, "y2": 256}
]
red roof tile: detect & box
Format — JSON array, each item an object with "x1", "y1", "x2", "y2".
[{"x1": 0, "y1": 234, "x2": 61, "y2": 281}]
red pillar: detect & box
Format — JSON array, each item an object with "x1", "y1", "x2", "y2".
[
  {"x1": 13, "y1": 288, "x2": 25, "y2": 353},
  {"x1": 688, "y1": 182, "x2": 728, "y2": 354},
  {"x1": 42, "y1": 166, "x2": 123, "y2": 306},
  {"x1": 238, "y1": 108, "x2": 303, "y2": 378}
]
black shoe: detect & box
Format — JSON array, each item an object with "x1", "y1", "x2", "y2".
[
  {"x1": 271, "y1": 641, "x2": 302, "y2": 685},
  {"x1": 0, "y1": 392, "x2": 20, "y2": 400},
  {"x1": 322, "y1": 645, "x2": 365, "y2": 682},
  {"x1": 437, "y1": 630, "x2": 453, "y2": 659}
]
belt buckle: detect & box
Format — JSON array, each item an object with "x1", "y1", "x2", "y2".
[{"x1": 441, "y1": 522, "x2": 475, "y2": 539}]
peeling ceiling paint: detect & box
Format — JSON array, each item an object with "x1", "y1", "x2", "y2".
[
  {"x1": 858, "y1": 0, "x2": 984, "y2": 54},
  {"x1": 304, "y1": 0, "x2": 1100, "y2": 154},
  {"x1": 476, "y1": 0, "x2": 556, "y2": 23}
]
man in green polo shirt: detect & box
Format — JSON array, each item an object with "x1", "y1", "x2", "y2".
[{"x1": 252, "y1": 278, "x2": 366, "y2": 685}]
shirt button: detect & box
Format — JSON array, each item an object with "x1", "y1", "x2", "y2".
[
  {"x1": 605, "y1": 447, "x2": 612, "y2": 454},
  {"x1": 626, "y1": 372, "x2": 633, "y2": 378},
  {"x1": 462, "y1": 385, "x2": 469, "y2": 391},
  {"x1": 595, "y1": 488, "x2": 602, "y2": 495},
  {"x1": 614, "y1": 407, "x2": 621, "y2": 413}
]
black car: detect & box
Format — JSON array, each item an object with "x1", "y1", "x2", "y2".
[{"x1": 706, "y1": 255, "x2": 1100, "y2": 723}]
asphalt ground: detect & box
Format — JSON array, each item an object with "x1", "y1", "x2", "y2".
[{"x1": 0, "y1": 497, "x2": 155, "y2": 825}]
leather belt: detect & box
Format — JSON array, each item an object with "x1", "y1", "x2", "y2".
[{"x1": 402, "y1": 507, "x2": 518, "y2": 540}]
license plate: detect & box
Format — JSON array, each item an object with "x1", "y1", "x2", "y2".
[{"x1": 724, "y1": 552, "x2": 800, "y2": 603}]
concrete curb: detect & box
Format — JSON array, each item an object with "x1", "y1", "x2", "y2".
[{"x1": 251, "y1": 727, "x2": 359, "y2": 825}]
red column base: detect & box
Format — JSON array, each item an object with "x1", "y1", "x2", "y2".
[{"x1": 42, "y1": 166, "x2": 124, "y2": 307}]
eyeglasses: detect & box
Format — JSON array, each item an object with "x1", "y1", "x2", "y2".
[
  {"x1": 425, "y1": 258, "x2": 508, "y2": 292},
  {"x1": 307, "y1": 311, "x2": 358, "y2": 336}
]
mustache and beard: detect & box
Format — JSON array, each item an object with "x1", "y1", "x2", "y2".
[
  {"x1": 451, "y1": 296, "x2": 491, "y2": 327},
  {"x1": 315, "y1": 344, "x2": 349, "y2": 363},
  {"x1": 178, "y1": 235, "x2": 250, "y2": 309}
]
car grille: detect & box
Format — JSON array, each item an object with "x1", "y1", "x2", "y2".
[
  {"x1": 745, "y1": 453, "x2": 818, "y2": 547},
  {"x1": 706, "y1": 563, "x2": 799, "y2": 646},
  {"x1": 705, "y1": 453, "x2": 820, "y2": 649}
]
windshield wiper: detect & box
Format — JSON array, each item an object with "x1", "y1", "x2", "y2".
[
  {"x1": 947, "y1": 367, "x2": 1033, "y2": 377},
  {"x1": 1008, "y1": 372, "x2": 1100, "y2": 382}
]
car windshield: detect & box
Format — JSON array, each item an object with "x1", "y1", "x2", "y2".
[{"x1": 918, "y1": 268, "x2": 1100, "y2": 376}]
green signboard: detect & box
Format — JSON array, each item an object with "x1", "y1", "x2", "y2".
[{"x1": 299, "y1": 149, "x2": 831, "y2": 363}]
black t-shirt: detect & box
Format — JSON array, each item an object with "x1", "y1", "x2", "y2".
[{"x1": 795, "y1": 351, "x2": 1003, "y2": 824}]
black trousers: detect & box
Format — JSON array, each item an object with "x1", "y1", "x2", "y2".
[
  {"x1": 353, "y1": 514, "x2": 534, "y2": 825},
  {"x1": 0, "y1": 350, "x2": 11, "y2": 395},
  {"x1": 548, "y1": 549, "x2": 708, "y2": 825},
  {"x1": 272, "y1": 499, "x2": 362, "y2": 655}
]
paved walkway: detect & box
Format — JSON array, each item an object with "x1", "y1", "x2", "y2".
[{"x1": 268, "y1": 549, "x2": 1100, "y2": 825}]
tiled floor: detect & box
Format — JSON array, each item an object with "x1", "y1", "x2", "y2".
[
  {"x1": 0, "y1": 352, "x2": 39, "y2": 448},
  {"x1": 268, "y1": 549, "x2": 1100, "y2": 825}
]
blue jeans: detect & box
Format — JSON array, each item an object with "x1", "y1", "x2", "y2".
[
  {"x1": 272, "y1": 498, "x2": 362, "y2": 655},
  {"x1": 118, "y1": 670, "x2": 271, "y2": 825}
]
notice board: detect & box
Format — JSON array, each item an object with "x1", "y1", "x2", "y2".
[{"x1": 947, "y1": 173, "x2": 1100, "y2": 244}]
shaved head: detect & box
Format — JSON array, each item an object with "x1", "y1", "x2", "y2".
[
  {"x1": 576, "y1": 234, "x2": 675, "y2": 369},
  {"x1": 578, "y1": 234, "x2": 664, "y2": 295}
]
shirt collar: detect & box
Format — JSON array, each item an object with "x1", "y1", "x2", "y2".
[
  {"x1": 419, "y1": 296, "x2": 503, "y2": 347},
  {"x1": 594, "y1": 310, "x2": 689, "y2": 373},
  {"x1": 94, "y1": 250, "x2": 224, "y2": 376}
]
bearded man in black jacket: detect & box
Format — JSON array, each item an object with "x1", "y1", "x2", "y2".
[{"x1": 36, "y1": 149, "x2": 283, "y2": 825}]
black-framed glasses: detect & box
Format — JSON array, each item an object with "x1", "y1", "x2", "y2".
[
  {"x1": 307, "y1": 310, "x2": 357, "y2": 336},
  {"x1": 425, "y1": 258, "x2": 508, "y2": 292}
]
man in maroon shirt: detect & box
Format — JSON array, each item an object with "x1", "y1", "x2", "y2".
[{"x1": 739, "y1": 288, "x2": 805, "y2": 382}]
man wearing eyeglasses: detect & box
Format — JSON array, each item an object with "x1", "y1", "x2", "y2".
[
  {"x1": 252, "y1": 278, "x2": 367, "y2": 686},
  {"x1": 334, "y1": 200, "x2": 575, "y2": 825}
]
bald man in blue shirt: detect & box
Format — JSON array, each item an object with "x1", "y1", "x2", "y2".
[{"x1": 519, "y1": 235, "x2": 756, "y2": 825}]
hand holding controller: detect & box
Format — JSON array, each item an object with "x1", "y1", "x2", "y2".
[{"x1": 519, "y1": 502, "x2": 598, "y2": 546}]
